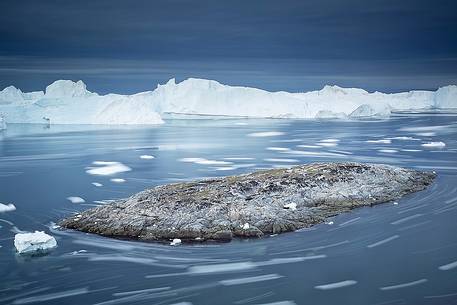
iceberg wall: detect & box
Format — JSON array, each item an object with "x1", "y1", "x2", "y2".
[{"x1": 0, "y1": 78, "x2": 456, "y2": 125}]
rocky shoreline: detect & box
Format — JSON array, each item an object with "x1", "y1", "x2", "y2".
[{"x1": 60, "y1": 162, "x2": 435, "y2": 243}]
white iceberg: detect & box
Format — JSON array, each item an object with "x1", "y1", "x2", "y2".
[
  {"x1": 0, "y1": 78, "x2": 456, "y2": 124},
  {"x1": 422, "y1": 141, "x2": 446, "y2": 148},
  {"x1": 0, "y1": 203, "x2": 16, "y2": 213},
  {"x1": 14, "y1": 231, "x2": 57, "y2": 254}
]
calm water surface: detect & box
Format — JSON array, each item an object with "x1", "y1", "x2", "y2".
[{"x1": 1, "y1": 114, "x2": 456, "y2": 305}]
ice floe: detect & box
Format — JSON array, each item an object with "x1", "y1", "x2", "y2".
[
  {"x1": 14, "y1": 231, "x2": 57, "y2": 254},
  {"x1": 438, "y1": 260, "x2": 457, "y2": 271},
  {"x1": 421, "y1": 141, "x2": 446, "y2": 148},
  {"x1": 110, "y1": 178, "x2": 126, "y2": 183},
  {"x1": 86, "y1": 161, "x2": 131, "y2": 176},
  {"x1": 140, "y1": 155, "x2": 155, "y2": 159},
  {"x1": 91, "y1": 182, "x2": 103, "y2": 187},
  {"x1": 314, "y1": 280, "x2": 357, "y2": 290},
  {"x1": 379, "y1": 279, "x2": 428, "y2": 290},
  {"x1": 247, "y1": 131, "x2": 285, "y2": 137},
  {"x1": 366, "y1": 139, "x2": 391, "y2": 144},
  {"x1": 0, "y1": 203, "x2": 16, "y2": 213},
  {"x1": 66, "y1": 196, "x2": 85, "y2": 204}
]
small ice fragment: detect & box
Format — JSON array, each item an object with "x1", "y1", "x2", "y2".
[
  {"x1": 242, "y1": 223, "x2": 250, "y2": 230},
  {"x1": 393, "y1": 202, "x2": 398, "y2": 205},
  {"x1": 170, "y1": 238, "x2": 182, "y2": 246},
  {"x1": 86, "y1": 161, "x2": 131, "y2": 176},
  {"x1": 110, "y1": 178, "x2": 126, "y2": 183},
  {"x1": 140, "y1": 155, "x2": 155, "y2": 160},
  {"x1": 247, "y1": 131, "x2": 285, "y2": 137},
  {"x1": 326, "y1": 221, "x2": 334, "y2": 225},
  {"x1": 378, "y1": 149, "x2": 398, "y2": 153},
  {"x1": 0, "y1": 203, "x2": 16, "y2": 213},
  {"x1": 320, "y1": 139, "x2": 339, "y2": 143},
  {"x1": 318, "y1": 142, "x2": 338, "y2": 147},
  {"x1": 14, "y1": 231, "x2": 57, "y2": 254},
  {"x1": 438, "y1": 260, "x2": 457, "y2": 271},
  {"x1": 315, "y1": 280, "x2": 357, "y2": 290},
  {"x1": 266, "y1": 147, "x2": 290, "y2": 151},
  {"x1": 92, "y1": 182, "x2": 103, "y2": 187},
  {"x1": 67, "y1": 197, "x2": 85, "y2": 204},
  {"x1": 283, "y1": 202, "x2": 297, "y2": 211},
  {"x1": 366, "y1": 139, "x2": 391, "y2": 144},
  {"x1": 421, "y1": 141, "x2": 446, "y2": 148}
]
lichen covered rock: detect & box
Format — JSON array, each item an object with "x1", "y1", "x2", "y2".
[{"x1": 60, "y1": 162, "x2": 435, "y2": 242}]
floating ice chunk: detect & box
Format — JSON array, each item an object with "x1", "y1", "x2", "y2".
[
  {"x1": 241, "y1": 223, "x2": 250, "y2": 230},
  {"x1": 91, "y1": 182, "x2": 103, "y2": 187},
  {"x1": 0, "y1": 203, "x2": 16, "y2": 213},
  {"x1": 367, "y1": 235, "x2": 399, "y2": 248},
  {"x1": 297, "y1": 144, "x2": 321, "y2": 149},
  {"x1": 179, "y1": 157, "x2": 232, "y2": 165},
  {"x1": 315, "y1": 280, "x2": 357, "y2": 290},
  {"x1": 317, "y1": 142, "x2": 338, "y2": 147},
  {"x1": 215, "y1": 167, "x2": 236, "y2": 171},
  {"x1": 66, "y1": 197, "x2": 85, "y2": 204},
  {"x1": 264, "y1": 158, "x2": 299, "y2": 163},
  {"x1": 219, "y1": 274, "x2": 282, "y2": 286},
  {"x1": 179, "y1": 157, "x2": 206, "y2": 163},
  {"x1": 188, "y1": 262, "x2": 256, "y2": 274},
  {"x1": 378, "y1": 149, "x2": 398, "y2": 153},
  {"x1": 326, "y1": 221, "x2": 334, "y2": 225},
  {"x1": 366, "y1": 139, "x2": 391, "y2": 144},
  {"x1": 266, "y1": 147, "x2": 290, "y2": 151},
  {"x1": 438, "y1": 260, "x2": 457, "y2": 271},
  {"x1": 379, "y1": 279, "x2": 428, "y2": 291},
  {"x1": 247, "y1": 131, "x2": 285, "y2": 137},
  {"x1": 110, "y1": 178, "x2": 126, "y2": 183},
  {"x1": 421, "y1": 141, "x2": 446, "y2": 148},
  {"x1": 140, "y1": 155, "x2": 155, "y2": 160},
  {"x1": 283, "y1": 202, "x2": 297, "y2": 211},
  {"x1": 14, "y1": 231, "x2": 57, "y2": 254},
  {"x1": 320, "y1": 139, "x2": 340, "y2": 143},
  {"x1": 387, "y1": 136, "x2": 419, "y2": 141},
  {"x1": 195, "y1": 159, "x2": 232, "y2": 165},
  {"x1": 170, "y1": 238, "x2": 182, "y2": 246},
  {"x1": 86, "y1": 161, "x2": 131, "y2": 176}
]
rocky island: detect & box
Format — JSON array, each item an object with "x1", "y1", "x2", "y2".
[{"x1": 60, "y1": 162, "x2": 435, "y2": 242}]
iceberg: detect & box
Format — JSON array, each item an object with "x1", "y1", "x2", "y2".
[
  {"x1": 0, "y1": 78, "x2": 456, "y2": 125},
  {"x1": 14, "y1": 231, "x2": 57, "y2": 254},
  {"x1": 0, "y1": 202, "x2": 16, "y2": 213}
]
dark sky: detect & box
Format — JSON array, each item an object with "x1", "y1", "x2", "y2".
[{"x1": 1, "y1": 0, "x2": 456, "y2": 94}]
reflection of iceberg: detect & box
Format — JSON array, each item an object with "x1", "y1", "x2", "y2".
[{"x1": 0, "y1": 78, "x2": 456, "y2": 125}]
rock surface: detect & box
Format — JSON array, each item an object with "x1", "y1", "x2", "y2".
[{"x1": 60, "y1": 162, "x2": 435, "y2": 242}]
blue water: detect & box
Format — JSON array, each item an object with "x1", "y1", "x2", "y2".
[{"x1": 1, "y1": 114, "x2": 457, "y2": 305}]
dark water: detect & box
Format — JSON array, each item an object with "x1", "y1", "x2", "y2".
[{"x1": 1, "y1": 114, "x2": 456, "y2": 305}]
